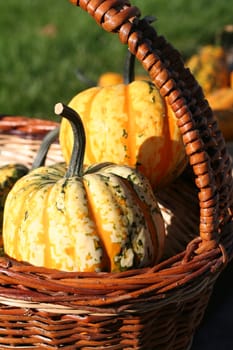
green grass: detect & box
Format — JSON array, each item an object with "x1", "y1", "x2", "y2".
[{"x1": 0, "y1": 0, "x2": 232, "y2": 121}]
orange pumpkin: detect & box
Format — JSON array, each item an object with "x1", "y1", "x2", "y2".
[
  {"x1": 98, "y1": 72, "x2": 124, "y2": 87},
  {"x1": 98, "y1": 71, "x2": 150, "y2": 87},
  {"x1": 207, "y1": 87, "x2": 233, "y2": 110},
  {"x1": 207, "y1": 87, "x2": 233, "y2": 141},
  {"x1": 59, "y1": 80, "x2": 187, "y2": 189}
]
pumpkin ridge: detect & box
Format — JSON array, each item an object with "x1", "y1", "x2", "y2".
[
  {"x1": 156, "y1": 100, "x2": 180, "y2": 185},
  {"x1": 20, "y1": 184, "x2": 49, "y2": 263},
  {"x1": 51, "y1": 176, "x2": 104, "y2": 272},
  {"x1": 2, "y1": 183, "x2": 25, "y2": 259},
  {"x1": 114, "y1": 175, "x2": 159, "y2": 265},
  {"x1": 125, "y1": 83, "x2": 136, "y2": 167},
  {"x1": 15, "y1": 179, "x2": 38, "y2": 260},
  {"x1": 24, "y1": 176, "x2": 55, "y2": 266},
  {"x1": 100, "y1": 163, "x2": 165, "y2": 261},
  {"x1": 59, "y1": 177, "x2": 99, "y2": 272},
  {"x1": 42, "y1": 184, "x2": 53, "y2": 267},
  {"x1": 92, "y1": 165, "x2": 163, "y2": 268},
  {"x1": 46, "y1": 179, "x2": 68, "y2": 270},
  {"x1": 135, "y1": 82, "x2": 167, "y2": 185},
  {"x1": 66, "y1": 87, "x2": 100, "y2": 165},
  {"x1": 83, "y1": 172, "x2": 127, "y2": 271},
  {"x1": 82, "y1": 88, "x2": 101, "y2": 164},
  {"x1": 18, "y1": 168, "x2": 63, "y2": 266},
  {"x1": 82, "y1": 178, "x2": 109, "y2": 270}
]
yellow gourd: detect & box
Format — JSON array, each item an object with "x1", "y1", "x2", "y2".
[
  {"x1": 186, "y1": 45, "x2": 230, "y2": 95},
  {"x1": 59, "y1": 80, "x2": 187, "y2": 189},
  {"x1": 207, "y1": 87, "x2": 233, "y2": 141},
  {"x1": 98, "y1": 72, "x2": 150, "y2": 87}
]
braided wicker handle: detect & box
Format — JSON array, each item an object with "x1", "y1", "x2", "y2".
[{"x1": 68, "y1": 0, "x2": 233, "y2": 254}]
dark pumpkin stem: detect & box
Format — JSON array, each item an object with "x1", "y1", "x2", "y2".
[
  {"x1": 31, "y1": 127, "x2": 60, "y2": 170},
  {"x1": 54, "y1": 103, "x2": 85, "y2": 178},
  {"x1": 123, "y1": 16, "x2": 156, "y2": 85},
  {"x1": 123, "y1": 50, "x2": 136, "y2": 84}
]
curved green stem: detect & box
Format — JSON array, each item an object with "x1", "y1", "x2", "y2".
[
  {"x1": 76, "y1": 68, "x2": 96, "y2": 87},
  {"x1": 54, "y1": 103, "x2": 85, "y2": 178},
  {"x1": 123, "y1": 50, "x2": 136, "y2": 84},
  {"x1": 123, "y1": 16, "x2": 156, "y2": 85},
  {"x1": 31, "y1": 127, "x2": 60, "y2": 170}
]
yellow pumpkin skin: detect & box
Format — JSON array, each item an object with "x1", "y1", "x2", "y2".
[
  {"x1": 59, "y1": 81, "x2": 187, "y2": 188},
  {"x1": 3, "y1": 104, "x2": 165, "y2": 273},
  {"x1": 0, "y1": 126, "x2": 60, "y2": 237},
  {"x1": 98, "y1": 72, "x2": 124, "y2": 87},
  {"x1": 0, "y1": 163, "x2": 28, "y2": 239},
  {"x1": 186, "y1": 45, "x2": 230, "y2": 95}
]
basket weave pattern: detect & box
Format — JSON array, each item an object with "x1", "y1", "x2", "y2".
[
  {"x1": 0, "y1": 116, "x2": 63, "y2": 167},
  {"x1": 0, "y1": 1, "x2": 233, "y2": 349}
]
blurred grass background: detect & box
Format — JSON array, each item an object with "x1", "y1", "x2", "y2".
[{"x1": 0, "y1": 0, "x2": 232, "y2": 121}]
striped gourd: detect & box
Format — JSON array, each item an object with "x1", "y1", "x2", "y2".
[
  {"x1": 59, "y1": 79, "x2": 187, "y2": 189},
  {"x1": 3, "y1": 104, "x2": 165, "y2": 272}
]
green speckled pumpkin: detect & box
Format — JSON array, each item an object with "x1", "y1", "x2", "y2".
[
  {"x1": 0, "y1": 164, "x2": 29, "y2": 233},
  {"x1": 186, "y1": 45, "x2": 230, "y2": 95},
  {"x1": 3, "y1": 103, "x2": 165, "y2": 272},
  {"x1": 0, "y1": 126, "x2": 60, "y2": 242}
]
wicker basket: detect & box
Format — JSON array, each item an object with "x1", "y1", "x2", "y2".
[
  {"x1": 0, "y1": 115, "x2": 63, "y2": 167},
  {"x1": 0, "y1": 1, "x2": 233, "y2": 349}
]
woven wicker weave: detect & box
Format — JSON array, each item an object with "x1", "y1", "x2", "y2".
[
  {"x1": 0, "y1": 1, "x2": 233, "y2": 349},
  {"x1": 0, "y1": 115, "x2": 63, "y2": 167}
]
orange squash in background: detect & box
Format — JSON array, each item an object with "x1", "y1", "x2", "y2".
[
  {"x1": 98, "y1": 71, "x2": 150, "y2": 87},
  {"x1": 186, "y1": 45, "x2": 230, "y2": 95},
  {"x1": 207, "y1": 87, "x2": 233, "y2": 141}
]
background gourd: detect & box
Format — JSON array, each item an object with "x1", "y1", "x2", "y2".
[
  {"x1": 185, "y1": 45, "x2": 230, "y2": 95},
  {"x1": 98, "y1": 72, "x2": 150, "y2": 87},
  {"x1": 186, "y1": 30, "x2": 233, "y2": 141},
  {"x1": 207, "y1": 87, "x2": 233, "y2": 141},
  {"x1": 3, "y1": 103, "x2": 165, "y2": 273}
]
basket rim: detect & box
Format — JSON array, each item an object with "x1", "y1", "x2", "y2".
[{"x1": 0, "y1": 218, "x2": 232, "y2": 311}]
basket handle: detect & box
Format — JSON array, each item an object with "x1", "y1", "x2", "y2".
[{"x1": 68, "y1": 0, "x2": 233, "y2": 254}]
